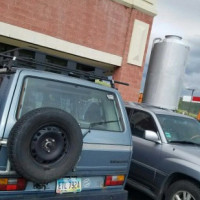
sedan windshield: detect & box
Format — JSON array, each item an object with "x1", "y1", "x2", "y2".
[{"x1": 157, "y1": 114, "x2": 200, "y2": 144}]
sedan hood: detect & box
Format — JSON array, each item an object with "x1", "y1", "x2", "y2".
[{"x1": 165, "y1": 143, "x2": 200, "y2": 166}]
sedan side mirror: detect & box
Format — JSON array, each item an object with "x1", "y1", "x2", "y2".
[{"x1": 145, "y1": 130, "x2": 160, "y2": 143}]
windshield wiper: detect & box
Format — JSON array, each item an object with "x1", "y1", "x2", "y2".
[
  {"x1": 169, "y1": 140, "x2": 200, "y2": 146},
  {"x1": 83, "y1": 120, "x2": 119, "y2": 138}
]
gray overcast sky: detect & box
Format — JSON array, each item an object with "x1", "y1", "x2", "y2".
[{"x1": 142, "y1": 0, "x2": 200, "y2": 97}]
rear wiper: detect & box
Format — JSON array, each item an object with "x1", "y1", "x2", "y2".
[
  {"x1": 169, "y1": 140, "x2": 200, "y2": 146},
  {"x1": 83, "y1": 120, "x2": 119, "y2": 138}
]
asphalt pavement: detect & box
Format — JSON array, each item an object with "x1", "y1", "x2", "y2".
[{"x1": 126, "y1": 186, "x2": 153, "y2": 200}]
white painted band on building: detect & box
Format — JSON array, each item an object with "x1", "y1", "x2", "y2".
[
  {"x1": 112, "y1": 0, "x2": 157, "y2": 16},
  {"x1": 0, "y1": 22, "x2": 122, "y2": 66}
]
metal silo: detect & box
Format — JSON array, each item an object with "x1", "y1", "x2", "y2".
[{"x1": 143, "y1": 35, "x2": 190, "y2": 110}]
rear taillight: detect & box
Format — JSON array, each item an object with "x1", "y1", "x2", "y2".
[
  {"x1": 105, "y1": 175, "x2": 125, "y2": 186},
  {"x1": 0, "y1": 178, "x2": 26, "y2": 191}
]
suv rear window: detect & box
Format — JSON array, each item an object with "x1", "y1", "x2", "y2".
[{"x1": 17, "y1": 77, "x2": 123, "y2": 132}]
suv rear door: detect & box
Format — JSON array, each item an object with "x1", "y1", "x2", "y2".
[{"x1": 1, "y1": 70, "x2": 132, "y2": 197}]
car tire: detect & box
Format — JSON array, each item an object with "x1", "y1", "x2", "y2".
[
  {"x1": 165, "y1": 180, "x2": 200, "y2": 200},
  {"x1": 8, "y1": 107, "x2": 83, "y2": 184}
]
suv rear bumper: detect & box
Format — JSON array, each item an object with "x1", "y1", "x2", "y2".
[{"x1": 0, "y1": 189, "x2": 128, "y2": 200}]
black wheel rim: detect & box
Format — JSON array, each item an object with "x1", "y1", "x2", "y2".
[{"x1": 30, "y1": 125, "x2": 69, "y2": 164}]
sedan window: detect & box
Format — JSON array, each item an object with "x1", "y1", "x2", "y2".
[{"x1": 129, "y1": 110, "x2": 158, "y2": 138}]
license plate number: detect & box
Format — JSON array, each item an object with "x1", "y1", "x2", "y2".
[{"x1": 56, "y1": 178, "x2": 82, "y2": 194}]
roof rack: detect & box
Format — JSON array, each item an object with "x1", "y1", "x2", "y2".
[{"x1": 0, "y1": 48, "x2": 129, "y2": 89}]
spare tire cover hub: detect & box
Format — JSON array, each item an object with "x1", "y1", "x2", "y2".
[{"x1": 31, "y1": 126, "x2": 69, "y2": 164}]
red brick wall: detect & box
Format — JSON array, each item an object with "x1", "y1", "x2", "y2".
[
  {"x1": 0, "y1": 0, "x2": 153, "y2": 102},
  {"x1": 113, "y1": 10, "x2": 153, "y2": 102},
  {"x1": 0, "y1": 0, "x2": 130, "y2": 56}
]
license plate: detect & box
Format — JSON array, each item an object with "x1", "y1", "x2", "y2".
[{"x1": 56, "y1": 178, "x2": 82, "y2": 194}]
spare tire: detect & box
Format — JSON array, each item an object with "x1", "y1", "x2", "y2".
[{"x1": 8, "y1": 107, "x2": 83, "y2": 184}]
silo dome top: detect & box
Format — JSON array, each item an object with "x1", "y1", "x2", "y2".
[
  {"x1": 165, "y1": 35, "x2": 182, "y2": 40},
  {"x1": 162, "y1": 35, "x2": 190, "y2": 48}
]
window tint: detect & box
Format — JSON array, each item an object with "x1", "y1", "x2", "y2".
[
  {"x1": 17, "y1": 77, "x2": 123, "y2": 132},
  {"x1": 129, "y1": 110, "x2": 157, "y2": 138}
]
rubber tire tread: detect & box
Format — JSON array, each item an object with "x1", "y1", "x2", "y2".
[
  {"x1": 165, "y1": 180, "x2": 200, "y2": 200},
  {"x1": 8, "y1": 107, "x2": 83, "y2": 184}
]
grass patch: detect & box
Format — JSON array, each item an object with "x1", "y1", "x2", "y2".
[{"x1": 177, "y1": 109, "x2": 197, "y2": 118}]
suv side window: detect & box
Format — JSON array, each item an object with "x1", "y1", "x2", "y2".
[
  {"x1": 129, "y1": 109, "x2": 158, "y2": 138},
  {"x1": 0, "y1": 74, "x2": 14, "y2": 122}
]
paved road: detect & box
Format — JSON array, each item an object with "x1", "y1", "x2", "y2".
[{"x1": 126, "y1": 186, "x2": 153, "y2": 200}]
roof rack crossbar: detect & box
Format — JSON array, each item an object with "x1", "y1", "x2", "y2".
[{"x1": 0, "y1": 48, "x2": 129, "y2": 88}]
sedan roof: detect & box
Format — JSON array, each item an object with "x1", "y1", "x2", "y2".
[{"x1": 125, "y1": 102, "x2": 193, "y2": 119}]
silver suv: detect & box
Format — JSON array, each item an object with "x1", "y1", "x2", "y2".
[
  {"x1": 0, "y1": 48, "x2": 132, "y2": 200},
  {"x1": 126, "y1": 102, "x2": 200, "y2": 200}
]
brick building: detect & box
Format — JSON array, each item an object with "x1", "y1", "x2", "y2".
[{"x1": 0, "y1": 0, "x2": 157, "y2": 101}]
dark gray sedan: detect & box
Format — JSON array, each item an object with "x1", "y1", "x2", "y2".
[{"x1": 126, "y1": 102, "x2": 200, "y2": 200}]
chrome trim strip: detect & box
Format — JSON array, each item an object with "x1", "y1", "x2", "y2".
[
  {"x1": 76, "y1": 166, "x2": 127, "y2": 171},
  {"x1": 82, "y1": 143, "x2": 132, "y2": 151}
]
